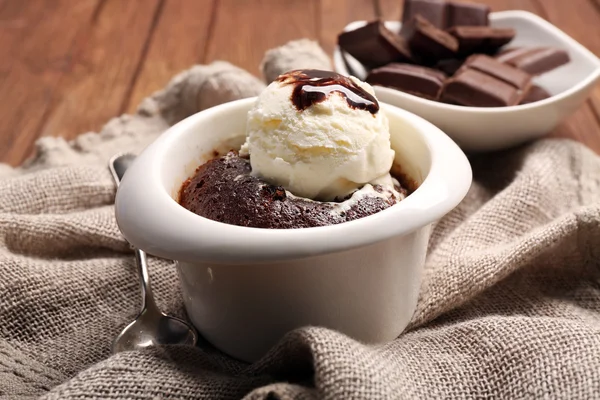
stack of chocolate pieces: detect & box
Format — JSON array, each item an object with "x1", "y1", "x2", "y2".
[{"x1": 337, "y1": 0, "x2": 570, "y2": 107}]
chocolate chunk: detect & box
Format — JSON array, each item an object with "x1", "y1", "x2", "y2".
[
  {"x1": 448, "y1": 26, "x2": 516, "y2": 55},
  {"x1": 461, "y1": 55, "x2": 531, "y2": 91},
  {"x1": 441, "y1": 68, "x2": 521, "y2": 107},
  {"x1": 402, "y1": 0, "x2": 448, "y2": 29},
  {"x1": 434, "y1": 58, "x2": 464, "y2": 75},
  {"x1": 441, "y1": 54, "x2": 530, "y2": 107},
  {"x1": 519, "y1": 85, "x2": 551, "y2": 104},
  {"x1": 338, "y1": 20, "x2": 413, "y2": 68},
  {"x1": 447, "y1": 2, "x2": 490, "y2": 27},
  {"x1": 401, "y1": 15, "x2": 459, "y2": 62},
  {"x1": 497, "y1": 47, "x2": 570, "y2": 75},
  {"x1": 366, "y1": 63, "x2": 447, "y2": 100}
]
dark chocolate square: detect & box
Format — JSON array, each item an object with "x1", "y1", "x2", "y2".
[
  {"x1": 401, "y1": 15, "x2": 459, "y2": 62},
  {"x1": 507, "y1": 48, "x2": 570, "y2": 75},
  {"x1": 402, "y1": 0, "x2": 448, "y2": 29},
  {"x1": 366, "y1": 63, "x2": 447, "y2": 100},
  {"x1": 448, "y1": 26, "x2": 516, "y2": 56},
  {"x1": 338, "y1": 20, "x2": 414, "y2": 69},
  {"x1": 441, "y1": 68, "x2": 521, "y2": 107},
  {"x1": 462, "y1": 54, "x2": 531, "y2": 91}
]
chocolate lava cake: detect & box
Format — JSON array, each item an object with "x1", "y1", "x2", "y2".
[{"x1": 178, "y1": 151, "x2": 412, "y2": 229}]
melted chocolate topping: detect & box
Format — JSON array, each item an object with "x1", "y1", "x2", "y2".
[{"x1": 276, "y1": 69, "x2": 379, "y2": 114}]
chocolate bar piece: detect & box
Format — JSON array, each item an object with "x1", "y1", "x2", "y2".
[
  {"x1": 496, "y1": 47, "x2": 570, "y2": 75},
  {"x1": 401, "y1": 0, "x2": 489, "y2": 29},
  {"x1": 441, "y1": 68, "x2": 521, "y2": 107},
  {"x1": 401, "y1": 15, "x2": 459, "y2": 62},
  {"x1": 402, "y1": 0, "x2": 448, "y2": 29},
  {"x1": 434, "y1": 58, "x2": 464, "y2": 75},
  {"x1": 461, "y1": 55, "x2": 531, "y2": 92},
  {"x1": 447, "y1": 2, "x2": 490, "y2": 27},
  {"x1": 366, "y1": 63, "x2": 447, "y2": 100},
  {"x1": 519, "y1": 85, "x2": 551, "y2": 104},
  {"x1": 338, "y1": 21, "x2": 413, "y2": 68},
  {"x1": 448, "y1": 26, "x2": 515, "y2": 55}
]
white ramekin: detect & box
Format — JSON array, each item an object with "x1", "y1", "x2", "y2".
[{"x1": 114, "y1": 97, "x2": 472, "y2": 362}]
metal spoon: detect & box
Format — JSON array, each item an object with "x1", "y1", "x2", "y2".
[{"x1": 109, "y1": 153, "x2": 198, "y2": 353}]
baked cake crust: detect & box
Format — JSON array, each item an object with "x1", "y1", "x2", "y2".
[{"x1": 178, "y1": 151, "x2": 409, "y2": 229}]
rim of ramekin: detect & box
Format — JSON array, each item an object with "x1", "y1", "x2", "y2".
[{"x1": 115, "y1": 97, "x2": 472, "y2": 264}]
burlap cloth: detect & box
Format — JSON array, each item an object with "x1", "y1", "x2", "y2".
[{"x1": 1, "y1": 40, "x2": 599, "y2": 400}]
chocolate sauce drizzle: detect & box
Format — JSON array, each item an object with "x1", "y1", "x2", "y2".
[{"x1": 276, "y1": 69, "x2": 379, "y2": 114}]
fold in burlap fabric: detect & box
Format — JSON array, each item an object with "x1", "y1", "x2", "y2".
[{"x1": 1, "y1": 40, "x2": 600, "y2": 399}]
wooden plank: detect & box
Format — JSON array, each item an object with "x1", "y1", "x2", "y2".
[
  {"x1": 536, "y1": 0, "x2": 600, "y2": 55},
  {"x1": 591, "y1": 87, "x2": 600, "y2": 124},
  {"x1": 0, "y1": 0, "x2": 101, "y2": 166},
  {"x1": 537, "y1": 0, "x2": 600, "y2": 137},
  {"x1": 446, "y1": 0, "x2": 540, "y2": 12},
  {"x1": 36, "y1": 0, "x2": 162, "y2": 148},
  {"x1": 319, "y1": 0, "x2": 377, "y2": 56},
  {"x1": 205, "y1": 0, "x2": 319, "y2": 78},
  {"x1": 533, "y1": 0, "x2": 600, "y2": 152},
  {"x1": 535, "y1": 0, "x2": 600, "y2": 117},
  {"x1": 377, "y1": 0, "x2": 540, "y2": 23},
  {"x1": 550, "y1": 104, "x2": 600, "y2": 154},
  {"x1": 125, "y1": 0, "x2": 216, "y2": 113}
]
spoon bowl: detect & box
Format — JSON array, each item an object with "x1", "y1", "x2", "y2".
[{"x1": 112, "y1": 309, "x2": 197, "y2": 353}]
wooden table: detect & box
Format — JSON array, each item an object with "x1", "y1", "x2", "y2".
[{"x1": 1, "y1": 0, "x2": 599, "y2": 166}]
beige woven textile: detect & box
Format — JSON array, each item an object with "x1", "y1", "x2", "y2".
[{"x1": 1, "y1": 41, "x2": 599, "y2": 399}]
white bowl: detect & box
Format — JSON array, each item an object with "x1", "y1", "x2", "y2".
[
  {"x1": 334, "y1": 11, "x2": 600, "y2": 152},
  {"x1": 114, "y1": 97, "x2": 472, "y2": 362}
]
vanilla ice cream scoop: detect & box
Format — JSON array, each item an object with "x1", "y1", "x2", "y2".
[{"x1": 239, "y1": 69, "x2": 396, "y2": 201}]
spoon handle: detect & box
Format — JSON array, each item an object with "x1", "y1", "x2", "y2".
[{"x1": 133, "y1": 247, "x2": 160, "y2": 314}]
